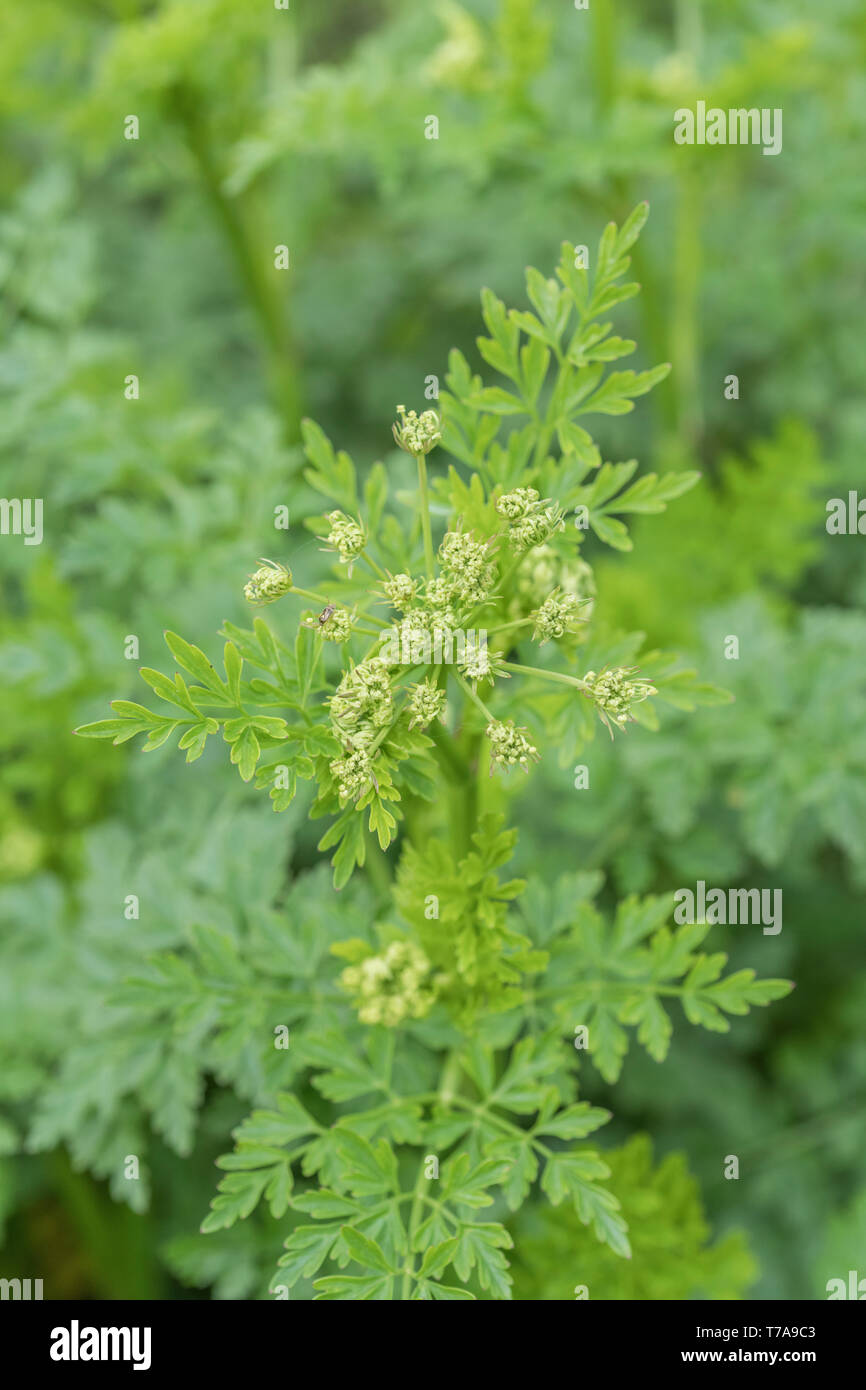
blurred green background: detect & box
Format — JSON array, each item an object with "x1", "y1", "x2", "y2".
[{"x1": 1, "y1": 0, "x2": 864, "y2": 1299}]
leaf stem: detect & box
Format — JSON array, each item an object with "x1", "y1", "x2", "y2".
[
  {"x1": 455, "y1": 673, "x2": 495, "y2": 724},
  {"x1": 416, "y1": 453, "x2": 435, "y2": 579},
  {"x1": 501, "y1": 660, "x2": 588, "y2": 692}
]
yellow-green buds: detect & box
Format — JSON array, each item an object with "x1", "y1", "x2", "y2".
[
  {"x1": 329, "y1": 746, "x2": 376, "y2": 803},
  {"x1": 532, "y1": 589, "x2": 583, "y2": 642},
  {"x1": 486, "y1": 718, "x2": 539, "y2": 773},
  {"x1": 407, "y1": 679, "x2": 447, "y2": 730},
  {"x1": 497, "y1": 488, "x2": 565, "y2": 552},
  {"x1": 329, "y1": 657, "x2": 393, "y2": 741},
  {"x1": 339, "y1": 940, "x2": 441, "y2": 1026},
  {"x1": 383, "y1": 572, "x2": 420, "y2": 611},
  {"x1": 438, "y1": 528, "x2": 496, "y2": 605},
  {"x1": 304, "y1": 606, "x2": 354, "y2": 642},
  {"x1": 582, "y1": 666, "x2": 657, "y2": 735},
  {"x1": 323, "y1": 510, "x2": 365, "y2": 570},
  {"x1": 243, "y1": 558, "x2": 292, "y2": 605},
  {"x1": 496, "y1": 487, "x2": 540, "y2": 521},
  {"x1": 393, "y1": 405, "x2": 441, "y2": 456}
]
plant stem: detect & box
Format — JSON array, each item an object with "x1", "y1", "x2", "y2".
[
  {"x1": 592, "y1": 0, "x2": 617, "y2": 122},
  {"x1": 360, "y1": 551, "x2": 389, "y2": 583},
  {"x1": 456, "y1": 673, "x2": 495, "y2": 723},
  {"x1": 170, "y1": 84, "x2": 302, "y2": 442},
  {"x1": 416, "y1": 453, "x2": 435, "y2": 579},
  {"x1": 426, "y1": 721, "x2": 470, "y2": 782},
  {"x1": 486, "y1": 617, "x2": 534, "y2": 637},
  {"x1": 501, "y1": 660, "x2": 588, "y2": 692}
]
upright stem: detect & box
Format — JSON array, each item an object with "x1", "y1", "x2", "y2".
[
  {"x1": 591, "y1": 0, "x2": 617, "y2": 123},
  {"x1": 171, "y1": 84, "x2": 303, "y2": 442},
  {"x1": 416, "y1": 454, "x2": 435, "y2": 579}
]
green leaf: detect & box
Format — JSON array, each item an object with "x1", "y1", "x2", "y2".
[{"x1": 341, "y1": 1225, "x2": 396, "y2": 1274}]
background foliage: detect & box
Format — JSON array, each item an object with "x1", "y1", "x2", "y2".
[{"x1": 1, "y1": 0, "x2": 864, "y2": 1299}]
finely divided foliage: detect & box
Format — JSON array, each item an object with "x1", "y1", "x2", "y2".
[{"x1": 77, "y1": 210, "x2": 791, "y2": 1299}]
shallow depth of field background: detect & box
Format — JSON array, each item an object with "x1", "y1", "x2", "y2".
[{"x1": 1, "y1": 0, "x2": 864, "y2": 1299}]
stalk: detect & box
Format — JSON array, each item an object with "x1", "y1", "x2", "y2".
[
  {"x1": 170, "y1": 84, "x2": 302, "y2": 442},
  {"x1": 416, "y1": 453, "x2": 435, "y2": 579},
  {"x1": 501, "y1": 660, "x2": 588, "y2": 692}
]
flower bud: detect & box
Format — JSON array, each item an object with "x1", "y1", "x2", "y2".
[
  {"x1": 243, "y1": 558, "x2": 292, "y2": 605},
  {"x1": 393, "y1": 405, "x2": 441, "y2": 456}
]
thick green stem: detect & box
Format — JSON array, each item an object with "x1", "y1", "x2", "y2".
[
  {"x1": 416, "y1": 453, "x2": 435, "y2": 579},
  {"x1": 591, "y1": 0, "x2": 617, "y2": 122},
  {"x1": 171, "y1": 85, "x2": 302, "y2": 442}
]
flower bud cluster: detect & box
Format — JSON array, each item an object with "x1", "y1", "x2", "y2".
[
  {"x1": 329, "y1": 657, "x2": 393, "y2": 744},
  {"x1": 324, "y1": 510, "x2": 366, "y2": 567},
  {"x1": 438, "y1": 529, "x2": 496, "y2": 606},
  {"x1": 244, "y1": 559, "x2": 292, "y2": 606},
  {"x1": 340, "y1": 941, "x2": 444, "y2": 1026},
  {"x1": 583, "y1": 667, "x2": 657, "y2": 733},
  {"x1": 532, "y1": 589, "x2": 582, "y2": 642},
  {"x1": 329, "y1": 747, "x2": 376, "y2": 803},
  {"x1": 407, "y1": 679, "x2": 447, "y2": 729},
  {"x1": 393, "y1": 405, "x2": 441, "y2": 456},
  {"x1": 486, "y1": 718, "x2": 539, "y2": 772}
]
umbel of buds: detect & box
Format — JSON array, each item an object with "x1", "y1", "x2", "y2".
[
  {"x1": 583, "y1": 667, "x2": 657, "y2": 735},
  {"x1": 532, "y1": 589, "x2": 582, "y2": 642},
  {"x1": 393, "y1": 405, "x2": 441, "y2": 456},
  {"x1": 496, "y1": 488, "x2": 564, "y2": 552},
  {"x1": 244, "y1": 558, "x2": 292, "y2": 605},
  {"x1": 330, "y1": 746, "x2": 376, "y2": 803},
  {"x1": 329, "y1": 657, "x2": 393, "y2": 744},
  {"x1": 383, "y1": 572, "x2": 419, "y2": 610},
  {"x1": 305, "y1": 606, "x2": 354, "y2": 642},
  {"x1": 323, "y1": 510, "x2": 365, "y2": 570},
  {"x1": 407, "y1": 679, "x2": 447, "y2": 729},
  {"x1": 486, "y1": 718, "x2": 540, "y2": 774},
  {"x1": 339, "y1": 941, "x2": 443, "y2": 1027}
]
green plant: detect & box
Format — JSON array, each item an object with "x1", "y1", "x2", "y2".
[{"x1": 74, "y1": 209, "x2": 792, "y2": 1299}]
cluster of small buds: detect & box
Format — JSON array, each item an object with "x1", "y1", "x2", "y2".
[
  {"x1": 458, "y1": 639, "x2": 505, "y2": 688},
  {"x1": 511, "y1": 506, "x2": 565, "y2": 552},
  {"x1": 329, "y1": 746, "x2": 376, "y2": 803},
  {"x1": 422, "y1": 606, "x2": 460, "y2": 641},
  {"x1": 306, "y1": 606, "x2": 354, "y2": 642},
  {"x1": 486, "y1": 718, "x2": 540, "y2": 774},
  {"x1": 407, "y1": 679, "x2": 447, "y2": 729},
  {"x1": 329, "y1": 657, "x2": 393, "y2": 740},
  {"x1": 582, "y1": 667, "x2": 658, "y2": 734},
  {"x1": 323, "y1": 510, "x2": 366, "y2": 569},
  {"x1": 532, "y1": 589, "x2": 582, "y2": 643},
  {"x1": 497, "y1": 488, "x2": 564, "y2": 552},
  {"x1": 393, "y1": 405, "x2": 442, "y2": 456},
  {"x1": 243, "y1": 558, "x2": 292, "y2": 606},
  {"x1": 383, "y1": 572, "x2": 419, "y2": 611},
  {"x1": 424, "y1": 575, "x2": 456, "y2": 609},
  {"x1": 438, "y1": 529, "x2": 496, "y2": 605},
  {"x1": 496, "y1": 487, "x2": 540, "y2": 521},
  {"x1": 514, "y1": 545, "x2": 583, "y2": 600},
  {"x1": 340, "y1": 941, "x2": 442, "y2": 1026},
  {"x1": 381, "y1": 615, "x2": 432, "y2": 666}
]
